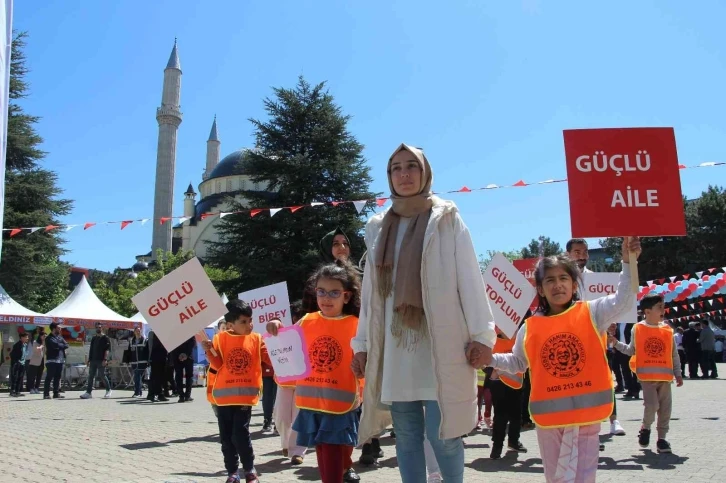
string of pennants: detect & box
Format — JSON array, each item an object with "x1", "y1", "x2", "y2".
[
  {"x1": 638, "y1": 267, "x2": 726, "y2": 302},
  {"x1": 3, "y1": 160, "x2": 725, "y2": 237}
]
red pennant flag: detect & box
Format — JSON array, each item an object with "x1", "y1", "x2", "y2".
[
  {"x1": 657, "y1": 278, "x2": 665, "y2": 284},
  {"x1": 512, "y1": 180, "x2": 527, "y2": 187},
  {"x1": 331, "y1": 201, "x2": 342, "y2": 207},
  {"x1": 250, "y1": 209, "x2": 263, "y2": 218},
  {"x1": 9, "y1": 228, "x2": 22, "y2": 237},
  {"x1": 678, "y1": 164, "x2": 686, "y2": 169},
  {"x1": 200, "y1": 213, "x2": 214, "y2": 220},
  {"x1": 290, "y1": 206, "x2": 304, "y2": 213},
  {"x1": 376, "y1": 198, "x2": 388, "y2": 207},
  {"x1": 160, "y1": 217, "x2": 172, "y2": 224},
  {"x1": 83, "y1": 223, "x2": 96, "y2": 230},
  {"x1": 699, "y1": 301, "x2": 704, "y2": 308},
  {"x1": 682, "y1": 304, "x2": 688, "y2": 310},
  {"x1": 709, "y1": 267, "x2": 717, "y2": 273},
  {"x1": 45, "y1": 225, "x2": 59, "y2": 232},
  {"x1": 459, "y1": 186, "x2": 472, "y2": 192},
  {"x1": 664, "y1": 308, "x2": 670, "y2": 314},
  {"x1": 719, "y1": 297, "x2": 724, "y2": 304},
  {"x1": 120, "y1": 221, "x2": 133, "y2": 230}
]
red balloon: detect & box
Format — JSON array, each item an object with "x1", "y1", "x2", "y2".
[
  {"x1": 668, "y1": 282, "x2": 677, "y2": 291},
  {"x1": 717, "y1": 279, "x2": 726, "y2": 288},
  {"x1": 703, "y1": 275, "x2": 710, "y2": 282},
  {"x1": 689, "y1": 283, "x2": 698, "y2": 291}
]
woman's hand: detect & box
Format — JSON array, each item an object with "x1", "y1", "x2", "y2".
[
  {"x1": 621, "y1": 236, "x2": 642, "y2": 262},
  {"x1": 266, "y1": 320, "x2": 283, "y2": 336},
  {"x1": 201, "y1": 340, "x2": 213, "y2": 352},
  {"x1": 466, "y1": 341, "x2": 492, "y2": 369},
  {"x1": 351, "y1": 352, "x2": 367, "y2": 378}
]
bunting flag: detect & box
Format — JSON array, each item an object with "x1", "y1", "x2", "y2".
[{"x1": 3, "y1": 160, "x2": 725, "y2": 236}]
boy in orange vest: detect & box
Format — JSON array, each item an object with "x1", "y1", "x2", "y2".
[
  {"x1": 203, "y1": 299, "x2": 271, "y2": 483},
  {"x1": 609, "y1": 292, "x2": 683, "y2": 453}
]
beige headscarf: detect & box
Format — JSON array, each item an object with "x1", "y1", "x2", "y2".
[{"x1": 375, "y1": 144, "x2": 434, "y2": 349}]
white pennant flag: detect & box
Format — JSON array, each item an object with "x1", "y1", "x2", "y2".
[
  {"x1": 353, "y1": 200, "x2": 367, "y2": 214},
  {"x1": 485, "y1": 184, "x2": 499, "y2": 189},
  {"x1": 670, "y1": 276, "x2": 676, "y2": 282},
  {"x1": 537, "y1": 179, "x2": 556, "y2": 184},
  {"x1": 220, "y1": 212, "x2": 231, "y2": 218},
  {"x1": 29, "y1": 227, "x2": 41, "y2": 234},
  {"x1": 697, "y1": 271, "x2": 704, "y2": 278},
  {"x1": 140, "y1": 219, "x2": 150, "y2": 225},
  {"x1": 708, "y1": 300, "x2": 714, "y2": 306},
  {"x1": 65, "y1": 225, "x2": 78, "y2": 232},
  {"x1": 690, "y1": 303, "x2": 695, "y2": 309},
  {"x1": 178, "y1": 216, "x2": 190, "y2": 224},
  {"x1": 270, "y1": 208, "x2": 282, "y2": 217},
  {"x1": 310, "y1": 202, "x2": 324, "y2": 207}
]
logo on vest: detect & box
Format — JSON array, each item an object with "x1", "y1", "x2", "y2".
[
  {"x1": 227, "y1": 348, "x2": 252, "y2": 375},
  {"x1": 644, "y1": 337, "x2": 665, "y2": 358},
  {"x1": 540, "y1": 332, "x2": 586, "y2": 378},
  {"x1": 309, "y1": 335, "x2": 343, "y2": 374}
]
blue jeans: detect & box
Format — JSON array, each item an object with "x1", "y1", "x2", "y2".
[
  {"x1": 390, "y1": 400, "x2": 465, "y2": 483},
  {"x1": 133, "y1": 366, "x2": 145, "y2": 395}
]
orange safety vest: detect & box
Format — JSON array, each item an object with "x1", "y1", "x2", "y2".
[
  {"x1": 634, "y1": 323, "x2": 674, "y2": 382},
  {"x1": 295, "y1": 312, "x2": 359, "y2": 414},
  {"x1": 629, "y1": 355, "x2": 636, "y2": 373},
  {"x1": 206, "y1": 365, "x2": 219, "y2": 404},
  {"x1": 524, "y1": 302, "x2": 614, "y2": 428},
  {"x1": 493, "y1": 336, "x2": 523, "y2": 389},
  {"x1": 211, "y1": 332, "x2": 263, "y2": 406}
]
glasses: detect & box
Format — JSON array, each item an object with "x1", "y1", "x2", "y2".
[{"x1": 315, "y1": 288, "x2": 348, "y2": 299}]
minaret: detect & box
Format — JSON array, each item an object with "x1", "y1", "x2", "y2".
[
  {"x1": 204, "y1": 116, "x2": 220, "y2": 180},
  {"x1": 183, "y1": 183, "x2": 196, "y2": 218},
  {"x1": 151, "y1": 40, "x2": 183, "y2": 259}
]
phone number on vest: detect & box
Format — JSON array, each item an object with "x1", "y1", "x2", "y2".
[
  {"x1": 547, "y1": 381, "x2": 592, "y2": 393},
  {"x1": 304, "y1": 377, "x2": 339, "y2": 385}
]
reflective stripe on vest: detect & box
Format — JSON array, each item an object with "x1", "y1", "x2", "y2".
[
  {"x1": 524, "y1": 302, "x2": 614, "y2": 428},
  {"x1": 477, "y1": 370, "x2": 486, "y2": 387},
  {"x1": 529, "y1": 388, "x2": 613, "y2": 415},
  {"x1": 294, "y1": 312, "x2": 359, "y2": 414},
  {"x1": 634, "y1": 323, "x2": 674, "y2": 382},
  {"x1": 500, "y1": 371, "x2": 523, "y2": 389},
  {"x1": 212, "y1": 386, "x2": 261, "y2": 398}
]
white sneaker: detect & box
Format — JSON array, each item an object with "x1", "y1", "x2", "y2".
[
  {"x1": 104, "y1": 390, "x2": 112, "y2": 399},
  {"x1": 610, "y1": 420, "x2": 626, "y2": 435},
  {"x1": 427, "y1": 472, "x2": 443, "y2": 483},
  {"x1": 80, "y1": 392, "x2": 92, "y2": 399}
]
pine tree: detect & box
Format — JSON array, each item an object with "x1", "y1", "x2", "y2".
[
  {"x1": 0, "y1": 32, "x2": 73, "y2": 312},
  {"x1": 208, "y1": 76, "x2": 378, "y2": 298},
  {"x1": 521, "y1": 236, "x2": 562, "y2": 259}
]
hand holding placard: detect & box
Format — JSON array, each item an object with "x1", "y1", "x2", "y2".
[
  {"x1": 195, "y1": 330, "x2": 217, "y2": 357},
  {"x1": 263, "y1": 326, "x2": 311, "y2": 383},
  {"x1": 621, "y1": 237, "x2": 642, "y2": 294}
]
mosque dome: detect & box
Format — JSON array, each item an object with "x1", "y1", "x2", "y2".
[
  {"x1": 132, "y1": 261, "x2": 149, "y2": 272},
  {"x1": 206, "y1": 150, "x2": 254, "y2": 180}
]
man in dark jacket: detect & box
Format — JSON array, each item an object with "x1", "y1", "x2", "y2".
[
  {"x1": 147, "y1": 330, "x2": 169, "y2": 402},
  {"x1": 171, "y1": 336, "x2": 196, "y2": 403},
  {"x1": 44, "y1": 322, "x2": 68, "y2": 399},
  {"x1": 129, "y1": 327, "x2": 148, "y2": 397},
  {"x1": 682, "y1": 322, "x2": 702, "y2": 379},
  {"x1": 81, "y1": 323, "x2": 112, "y2": 399},
  {"x1": 9, "y1": 332, "x2": 30, "y2": 396}
]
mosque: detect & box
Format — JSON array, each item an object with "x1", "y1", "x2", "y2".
[{"x1": 131, "y1": 41, "x2": 272, "y2": 274}]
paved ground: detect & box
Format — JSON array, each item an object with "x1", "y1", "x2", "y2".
[{"x1": 1, "y1": 375, "x2": 723, "y2": 483}]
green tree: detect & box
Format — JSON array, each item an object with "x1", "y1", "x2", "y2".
[
  {"x1": 207, "y1": 76, "x2": 378, "y2": 298},
  {"x1": 521, "y1": 236, "x2": 562, "y2": 259},
  {"x1": 478, "y1": 249, "x2": 521, "y2": 273},
  {"x1": 94, "y1": 250, "x2": 239, "y2": 317},
  {"x1": 0, "y1": 32, "x2": 73, "y2": 312},
  {"x1": 599, "y1": 186, "x2": 726, "y2": 284}
]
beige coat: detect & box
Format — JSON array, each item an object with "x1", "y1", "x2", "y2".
[{"x1": 352, "y1": 197, "x2": 497, "y2": 443}]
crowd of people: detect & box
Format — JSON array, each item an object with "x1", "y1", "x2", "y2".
[{"x1": 6, "y1": 142, "x2": 721, "y2": 483}]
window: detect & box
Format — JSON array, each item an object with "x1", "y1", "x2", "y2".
[
  {"x1": 226, "y1": 179, "x2": 232, "y2": 192},
  {"x1": 216, "y1": 181, "x2": 221, "y2": 194}
]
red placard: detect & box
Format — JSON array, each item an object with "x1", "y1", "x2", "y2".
[
  {"x1": 563, "y1": 127, "x2": 686, "y2": 237},
  {"x1": 513, "y1": 258, "x2": 539, "y2": 311}
]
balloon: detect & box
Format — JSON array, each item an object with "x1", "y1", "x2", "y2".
[
  {"x1": 668, "y1": 282, "x2": 677, "y2": 291},
  {"x1": 717, "y1": 279, "x2": 726, "y2": 288},
  {"x1": 697, "y1": 287, "x2": 706, "y2": 297},
  {"x1": 703, "y1": 275, "x2": 710, "y2": 282}
]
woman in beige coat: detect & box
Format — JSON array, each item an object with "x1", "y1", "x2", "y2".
[{"x1": 351, "y1": 144, "x2": 496, "y2": 483}]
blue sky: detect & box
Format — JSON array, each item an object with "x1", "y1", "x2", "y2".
[{"x1": 13, "y1": 0, "x2": 726, "y2": 272}]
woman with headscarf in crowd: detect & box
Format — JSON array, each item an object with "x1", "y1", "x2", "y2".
[{"x1": 351, "y1": 143, "x2": 496, "y2": 483}]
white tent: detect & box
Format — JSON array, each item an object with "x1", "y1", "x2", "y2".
[
  {"x1": 46, "y1": 276, "x2": 139, "y2": 330},
  {"x1": 206, "y1": 293, "x2": 229, "y2": 328},
  {"x1": 0, "y1": 284, "x2": 52, "y2": 325}
]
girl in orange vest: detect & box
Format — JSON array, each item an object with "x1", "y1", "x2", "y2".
[
  {"x1": 272, "y1": 301, "x2": 308, "y2": 465},
  {"x1": 208, "y1": 319, "x2": 227, "y2": 417},
  {"x1": 202, "y1": 299, "x2": 271, "y2": 483},
  {"x1": 267, "y1": 260, "x2": 362, "y2": 483},
  {"x1": 485, "y1": 237, "x2": 641, "y2": 482}
]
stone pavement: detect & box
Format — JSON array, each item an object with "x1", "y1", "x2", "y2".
[{"x1": 1, "y1": 377, "x2": 723, "y2": 483}]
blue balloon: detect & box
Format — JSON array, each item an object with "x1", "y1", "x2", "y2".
[
  {"x1": 697, "y1": 287, "x2": 706, "y2": 296},
  {"x1": 675, "y1": 286, "x2": 684, "y2": 293}
]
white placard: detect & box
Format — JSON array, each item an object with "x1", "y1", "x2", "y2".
[
  {"x1": 263, "y1": 325, "x2": 311, "y2": 383},
  {"x1": 238, "y1": 282, "x2": 292, "y2": 333},
  {"x1": 131, "y1": 258, "x2": 227, "y2": 353},
  {"x1": 581, "y1": 272, "x2": 637, "y2": 324},
  {"x1": 482, "y1": 252, "x2": 537, "y2": 338}
]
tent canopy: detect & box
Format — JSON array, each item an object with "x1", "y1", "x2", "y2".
[
  {"x1": 0, "y1": 285, "x2": 43, "y2": 317},
  {"x1": 46, "y1": 276, "x2": 136, "y2": 328}
]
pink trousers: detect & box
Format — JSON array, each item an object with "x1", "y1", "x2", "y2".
[{"x1": 536, "y1": 423, "x2": 600, "y2": 483}]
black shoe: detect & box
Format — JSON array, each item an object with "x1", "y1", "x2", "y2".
[
  {"x1": 599, "y1": 444, "x2": 605, "y2": 451},
  {"x1": 521, "y1": 421, "x2": 535, "y2": 430},
  {"x1": 43, "y1": 395, "x2": 51, "y2": 400},
  {"x1": 371, "y1": 437, "x2": 384, "y2": 458},
  {"x1": 638, "y1": 428, "x2": 651, "y2": 448},
  {"x1": 656, "y1": 439, "x2": 672, "y2": 453},
  {"x1": 343, "y1": 468, "x2": 360, "y2": 482},
  {"x1": 507, "y1": 441, "x2": 527, "y2": 453},
  {"x1": 262, "y1": 420, "x2": 273, "y2": 433},
  {"x1": 359, "y1": 443, "x2": 376, "y2": 465},
  {"x1": 614, "y1": 385, "x2": 625, "y2": 393},
  {"x1": 390, "y1": 429, "x2": 396, "y2": 438},
  {"x1": 53, "y1": 394, "x2": 65, "y2": 399},
  {"x1": 178, "y1": 396, "x2": 186, "y2": 403},
  {"x1": 490, "y1": 444, "x2": 503, "y2": 459},
  {"x1": 623, "y1": 393, "x2": 634, "y2": 400},
  {"x1": 186, "y1": 396, "x2": 194, "y2": 402},
  {"x1": 158, "y1": 396, "x2": 169, "y2": 402}
]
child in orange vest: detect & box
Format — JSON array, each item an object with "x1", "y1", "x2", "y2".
[
  {"x1": 272, "y1": 301, "x2": 308, "y2": 465},
  {"x1": 202, "y1": 299, "x2": 271, "y2": 483},
  {"x1": 485, "y1": 237, "x2": 641, "y2": 482},
  {"x1": 208, "y1": 319, "x2": 227, "y2": 417},
  {"x1": 267, "y1": 260, "x2": 361, "y2": 483},
  {"x1": 609, "y1": 292, "x2": 683, "y2": 453}
]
